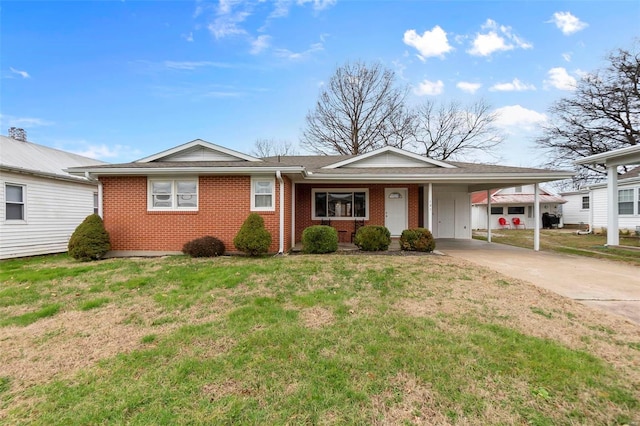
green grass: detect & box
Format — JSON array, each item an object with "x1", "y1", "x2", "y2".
[
  {"x1": 475, "y1": 229, "x2": 640, "y2": 265},
  {"x1": 0, "y1": 254, "x2": 638, "y2": 424}
]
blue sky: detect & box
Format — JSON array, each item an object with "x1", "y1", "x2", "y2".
[{"x1": 1, "y1": 0, "x2": 638, "y2": 167}]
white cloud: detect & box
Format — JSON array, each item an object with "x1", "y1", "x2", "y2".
[
  {"x1": 456, "y1": 81, "x2": 482, "y2": 94},
  {"x1": 9, "y1": 67, "x2": 30, "y2": 78},
  {"x1": 414, "y1": 79, "x2": 444, "y2": 96},
  {"x1": 402, "y1": 26, "x2": 453, "y2": 60},
  {"x1": 182, "y1": 32, "x2": 194, "y2": 42},
  {"x1": 297, "y1": 0, "x2": 336, "y2": 11},
  {"x1": 274, "y1": 42, "x2": 323, "y2": 60},
  {"x1": 467, "y1": 19, "x2": 532, "y2": 57},
  {"x1": 544, "y1": 67, "x2": 577, "y2": 91},
  {"x1": 162, "y1": 61, "x2": 232, "y2": 70},
  {"x1": 69, "y1": 143, "x2": 142, "y2": 161},
  {"x1": 494, "y1": 105, "x2": 547, "y2": 132},
  {"x1": 490, "y1": 78, "x2": 536, "y2": 92},
  {"x1": 0, "y1": 114, "x2": 52, "y2": 128},
  {"x1": 548, "y1": 11, "x2": 588, "y2": 35},
  {"x1": 250, "y1": 35, "x2": 271, "y2": 54},
  {"x1": 562, "y1": 52, "x2": 572, "y2": 62}
]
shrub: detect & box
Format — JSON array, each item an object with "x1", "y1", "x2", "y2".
[
  {"x1": 182, "y1": 236, "x2": 225, "y2": 257},
  {"x1": 302, "y1": 225, "x2": 338, "y2": 254},
  {"x1": 354, "y1": 225, "x2": 391, "y2": 251},
  {"x1": 68, "y1": 214, "x2": 111, "y2": 261},
  {"x1": 233, "y1": 213, "x2": 272, "y2": 256},
  {"x1": 399, "y1": 228, "x2": 436, "y2": 252}
]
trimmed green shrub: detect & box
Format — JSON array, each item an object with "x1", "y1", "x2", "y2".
[
  {"x1": 182, "y1": 236, "x2": 225, "y2": 257},
  {"x1": 233, "y1": 213, "x2": 272, "y2": 256},
  {"x1": 354, "y1": 225, "x2": 391, "y2": 251},
  {"x1": 302, "y1": 225, "x2": 338, "y2": 254},
  {"x1": 399, "y1": 228, "x2": 436, "y2": 252},
  {"x1": 68, "y1": 214, "x2": 111, "y2": 261}
]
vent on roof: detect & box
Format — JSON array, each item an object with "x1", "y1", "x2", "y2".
[{"x1": 8, "y1": 127, "x2": 27, "y2": 142}]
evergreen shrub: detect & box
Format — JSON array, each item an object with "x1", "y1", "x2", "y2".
[
  {"x1": 233, "y1": 213, "x2": 272, "y2": 256},
  {"x1": 68, "y1": 214, "x2": 111, "y2": 261},
  {"x1": 354, "y1": 225, "x2": 391, "y2": 251},
  {"x1": 399, "y1": 228, "x2": 436, "y2": 252},
  {"x1": 302, "y1": 225, "x2": 338, "y2": 254}
]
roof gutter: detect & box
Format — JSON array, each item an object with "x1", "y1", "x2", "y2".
[
  {"x1": 276, "y1": 171, "x2": 285, "y2": 255},
  {"x1": 65, "y1": 166, "x2": 307, "y2": 176}
]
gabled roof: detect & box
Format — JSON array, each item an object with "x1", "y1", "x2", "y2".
[
  {"x1": 68, "y1": 139, "x2": 574, "y2": 188},
  {"x1": 575, "y1": 145, "x2": 640, "y2": 167},
  {"x1": 322, "y1": 146, "x2": 456, "y2": 169},
  {"x1": 136, "y1": 139, "x2": 261, "y2": 163},
  {"x1": 1, "y1": 135, "x2": 104, "y2": 183}
]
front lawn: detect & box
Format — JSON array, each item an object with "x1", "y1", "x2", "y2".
[{"x1": 0, "y1": 254, "x2": 638, "y2": 424}]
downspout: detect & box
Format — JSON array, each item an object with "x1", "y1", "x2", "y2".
[
  {"x1": 486, "y1": 189, "x2": 492, "y2": 243},
  {"x1": 276, "y1": 171, "x2": 285, "y2": 254},
  {"x1": 534, "y1": 183, "x2": 540, "y2": 251},
  {"x1": 85, "y1": 172, "x2": 103, "y2": 218}
]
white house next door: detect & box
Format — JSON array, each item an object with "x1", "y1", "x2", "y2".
[{"x1": 385, "y1": 188, "x2": 407, "y2": 236}]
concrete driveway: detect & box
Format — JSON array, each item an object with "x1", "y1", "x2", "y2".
[{"x1": 436, "y1": 239, "x2": 640, "y2": 325}]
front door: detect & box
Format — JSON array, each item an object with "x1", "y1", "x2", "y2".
[
  {"x1": 385, "y1": 188, "x2": 407, "y2": 236},
  {"x1": 437, "y1": 199, "x2": 455, "y2": 238}
]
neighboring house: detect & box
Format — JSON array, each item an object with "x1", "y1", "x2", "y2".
[
  {"x1": 471, "y1": 185, "x2": 566, "y2": 230},
  {"x1": 1, "y1": 133, "x2": 105, "y2": 259},
  {"x1": 67, "y1": 139, "x2": 573, "y2": 255},
  {"x1": 558, "y1": 190, "x2": 590, "y2": 228},
  {"x1": 586, "y1": 167, "x2": 640, "y2": 233}
]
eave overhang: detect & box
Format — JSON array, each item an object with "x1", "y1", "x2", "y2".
[{"x1": 2, "y1": 165, "x2": 99, "y2": 186}]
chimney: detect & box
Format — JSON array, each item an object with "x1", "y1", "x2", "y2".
[{"x1": 9, "y1": 127, "x2": 27, "y2": 142}]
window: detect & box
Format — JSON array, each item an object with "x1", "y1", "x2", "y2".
[
  {"x1": 581, "y1": 196, "x2": 590, "y2": 210},
  {"x1": 5, "y1": 184, "x2": 25, "y2": 220},
  {"x1": 93, "y1": 192, "x2": 99, "y2": 214},
  {"x1": 618, "y1": 189, "x2": 634, "y2": 215},
  {"x1": 313, "y1": 189, "x2": 368, "y2": 219},
  {"x1": 251, "y1": 177, "x2": 274, "y2": 211},
  {"x1": 148, "y1": 178, "x2": 198, "y2": 210},
  {"x1": 490, "y1": 206, "x2": 503, "y2": 215},
  {"x1": 507, "y1": 206, "x2": 525, "y2": 215}
]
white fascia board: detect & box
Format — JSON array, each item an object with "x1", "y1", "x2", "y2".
[
  {"x1": 67, "y1": 166, "x2": 306, "y2": 177},
  {"x1": 302, "y1": 171, "x2": 574, "y2": 183},
  {"x1": 586, "y1": 176, "x2": 640, "y2": 189},
  {"x1": 3, "y1": 165, "x2": 98, "y2": 186},
  {"x1": 135, "y1": 139, "x2": 262, "y2": 163},
  {"x1": 322, "y1": 146, "x2": 456, "y2": 169},
  {"x1": 575, "y1": 145, "x2": 640, "y2": 167}
]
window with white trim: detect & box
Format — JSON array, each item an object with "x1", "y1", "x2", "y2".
[
  {"x1": 490, "y1": 206, "x2": 503, "y2": 215},
  {"x1": 507, "y1": 206, "x2": 525, "y2": 215},
  {"x1": 251, "y1": 177, "x2": 275, "y2": 211},
  {"x1": 312, "y1": 189, "x2": 368, "y2": 220},
  {"x1": 618, "y1": 189, "x2": 634, "y2": 215},
  {"x1": 93, "y1": 192, "x2": 99, "y2": 214},
  {"x1": 148, "y1": 178, "x2": 198, "y2": 211},
  {"x1": 581, "y1": 196, "x2": 590, "y2": 210},
  {"x1": 5, "y1": 183, "x2": 25, "y2": 220}
]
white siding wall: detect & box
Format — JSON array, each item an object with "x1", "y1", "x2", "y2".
[
  {"x1": 472, "y1": 203, "x2": 559, "y2": 229},
  {"x1": 591, "y1": 184, "x2": 640, "y2": 231},
  {"x1": 0, "y1": 172, "x2": 98, "y2": 259},
  {"x1": 431, "y1": 185, "x2": 471, "y2": 239},
  {"x1": 561, "y1": 193, "x2": 590, "y2": 225}
]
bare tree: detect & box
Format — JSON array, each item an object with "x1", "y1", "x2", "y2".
[
  {"x1": 536, "y1": 43, "x2": 639, "y2": 186},
  {"x1": 252, "y1": 139, "x2": 298, "y2": 158},
  {"x1": 410, "y1": 99, "x2": 503, "y2": 161},
  {"x1": 301, "y1": 61, "x2": 409, "y2": 155}
]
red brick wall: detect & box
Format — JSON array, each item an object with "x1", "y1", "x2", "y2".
[
  {"x1": 295, "y1": 183, "x2": 420, "y2": 242},
  {"x1": 101, "y1": 175, "x2": 288, "y2": 253}
]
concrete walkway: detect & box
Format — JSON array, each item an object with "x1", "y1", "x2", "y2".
[{"x1": 436, "y1": 239, "x2": 640, "y2": 325}]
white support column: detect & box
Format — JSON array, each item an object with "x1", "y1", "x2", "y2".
[
  {"x1": 486, "y1": 189, "x2": 492, "y2": 243},
  {"x1": 98, "y1": 181, "x2": 104, "y2": 218},
  {"x1": 534, "y1": 183, "x2": 540, "y2": 251},
  {"x1": 427, "y1": 183, "x2": 433, "y2": 232},
  {"x1": 607, "y1": 165, "x2": 619, "y2": 246}
]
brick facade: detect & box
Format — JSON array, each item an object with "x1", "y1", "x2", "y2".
[
  {"x1": 294, "y1": 183, "x2": 420, "y2": 243},
  {"x1": 101, "y1": 175, "x2": 290, "y2": 253}
]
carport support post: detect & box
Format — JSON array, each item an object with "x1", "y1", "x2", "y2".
[
  {"x1": 486, "y1": 189, "x2": 492, "y2": 243},
  {"x1": 534, "y1": 183, "x2": 540, "y2": 251},
  {"x1": 606, "y1": 165, "x2": 619, "y2": 246}
]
